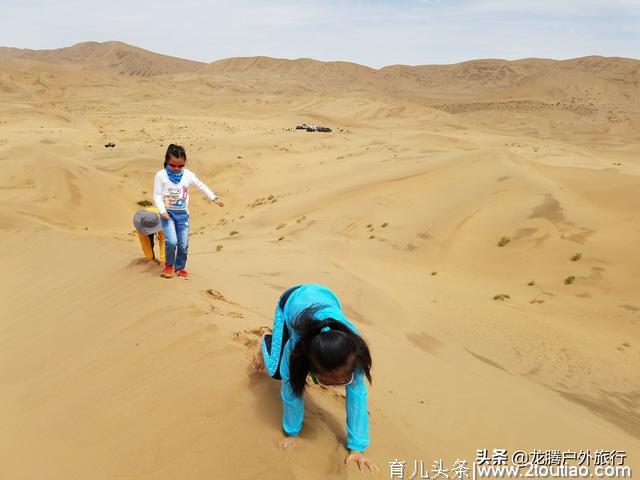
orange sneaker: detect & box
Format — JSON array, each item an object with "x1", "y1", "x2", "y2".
[
  {"x1": 161, "y1": 264, "x2": 174, "y2": 278},
  {"x1": 176, "y1": 269, "x2": 189, "y2": 279}
]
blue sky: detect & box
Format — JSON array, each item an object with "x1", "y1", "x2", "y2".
[{"x1": 1, "y1": 0, "x2": 639, "y2": 67}]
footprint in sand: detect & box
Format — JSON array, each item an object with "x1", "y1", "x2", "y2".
[
  {"x1": 206, "y1": 288, "x2": 226, "y2": 301},
  {"x1": 232, "y1": 327, "x2": 271, "y2": 349},
  {"x1": 318, "y1": 386, "x2": 346, "y2": 400}
]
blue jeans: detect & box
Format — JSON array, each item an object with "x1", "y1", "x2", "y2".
[{"x1": 162, "y1": 210, "x2": 190, "y2": 270}]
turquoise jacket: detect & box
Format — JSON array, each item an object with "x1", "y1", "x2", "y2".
[{"x1": 262, "y1": 284, "x2": 370, "y2": 452}]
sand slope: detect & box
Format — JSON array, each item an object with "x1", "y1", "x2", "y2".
[{"x1": 1, "y1": 42, "x2": 639, "y2": 479}]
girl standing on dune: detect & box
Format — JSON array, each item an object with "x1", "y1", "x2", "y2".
[
  {"x1": 153, "y1": 144, "x2": 224, "y2": 279},
  {"x1": 252, "y1": 283, "x2": 379, "y2": 474}
]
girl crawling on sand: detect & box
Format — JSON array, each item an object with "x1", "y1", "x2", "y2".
[
  {"x1": 252, "y1": 283, "x2": 379, "y2": 474},
  {"x1": 153, "y1": 144, "x2": 224, "y2": 279}
]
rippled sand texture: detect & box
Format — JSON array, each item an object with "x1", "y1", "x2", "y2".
[{"x1": 1, "y1": 42, "x2": 639, "y2": 479}]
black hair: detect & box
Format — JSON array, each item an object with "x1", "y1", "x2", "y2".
[
  {"x1": 164, "y1": 144, "x2": 187, "y2": 167},
  {"x1": 288, "y1": 305, "x2": 372, "y2": 396}
]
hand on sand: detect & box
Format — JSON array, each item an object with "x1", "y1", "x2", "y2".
[
  {"x1": 277, "y1": 436, "x2": 296, "y2": 450},
  {"x1": 345, "y1": 451, "x2": 379, "y2": 474},
  {"x1": 251, "y1": 341, "x2": 265, "y2": 373},
  {"x1": 212, "y1": 198, "x2": 224, "y2": 207},
  {"x1": 161, "y1": 213, "x2": 170, "y2": 220}
]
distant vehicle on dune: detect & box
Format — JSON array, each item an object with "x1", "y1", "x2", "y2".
[{"x1": 295, "y1": 123, "x2": 332, "y2": 132}]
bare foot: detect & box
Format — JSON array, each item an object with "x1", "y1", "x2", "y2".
[
  {"x1": 278, "y1": 436, "x2": 296, "y2": 450},
  {"x1": 251, "y1": 338, "x2": 265, "y2": 372}
]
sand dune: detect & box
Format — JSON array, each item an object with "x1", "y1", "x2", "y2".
[
  {"x1": 1, "y1": 41, "x2": 639, "y2": 479},
  {"x1": 0, "y1": 41, "x2": 207, "y2": 76}
]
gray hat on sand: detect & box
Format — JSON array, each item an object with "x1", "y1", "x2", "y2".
[{"x1": 133, "y1": 209, "x2": 163, "y2": 235}]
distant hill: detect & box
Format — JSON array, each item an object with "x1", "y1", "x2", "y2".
[
  {"x1": 0, "y1": 41, "x2": 206, "y2": 76},
  {"x1": 0, "y1": 41, "x2": 638, "y2": 104}
]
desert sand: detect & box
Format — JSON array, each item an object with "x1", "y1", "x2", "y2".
[{"x1": 1, "y1": 41, "x2": 639, "y2": 479}]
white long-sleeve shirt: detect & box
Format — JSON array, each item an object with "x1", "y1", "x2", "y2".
[{"x1": 153, "y1": 168, "x2": 217, "y2": 215}]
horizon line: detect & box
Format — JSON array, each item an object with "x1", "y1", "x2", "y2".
[{"x1": 1, "y1": 40, "x2": 638, "y2": 71}]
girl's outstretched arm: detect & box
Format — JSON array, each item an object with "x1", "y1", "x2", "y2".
[
  {"x1": 279, "y1": 351, "x2": 305, "y2": 438},
  {"x1": 345, "y1": 371, "x2": 370, "y2": 452},
  {"x1": 189, "y1": 172, "x2": 217, "y2": 201},
  {"x1": 345, "y1": 373, "x2": 377, "y2": 473}
]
